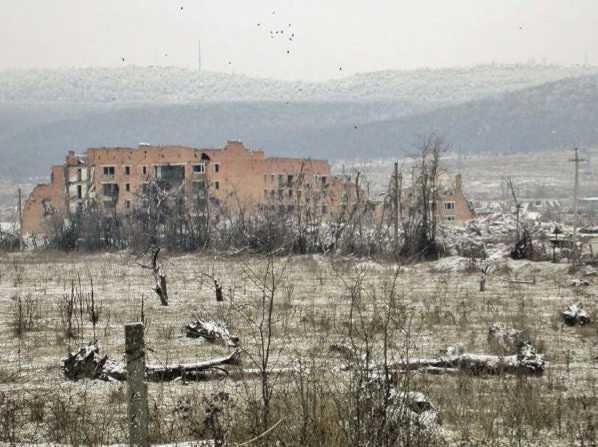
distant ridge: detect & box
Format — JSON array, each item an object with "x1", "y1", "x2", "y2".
[
  {"x1": 1, "y1": 64, "x2": 597, "y2": 180},
  {"x1": 1, "y1": 63, "x2": 597, "y2": 105}
]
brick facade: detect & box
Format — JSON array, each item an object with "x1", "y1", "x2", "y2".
[
  {"x1": 22, "y1": 141, "x2": 347, "y2": 236},
  {"x1": 436, "y1": 174, "x2": 475, "y2": 225}
]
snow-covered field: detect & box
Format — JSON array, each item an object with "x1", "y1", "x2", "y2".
[{"x1": 0, "y1": 251, "x2": 596, "y2": 445}]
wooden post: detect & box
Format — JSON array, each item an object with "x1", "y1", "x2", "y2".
[
  {"x1": 125, "y1": 322, "x2": 149, "y2": 447},
  {"x1": 17, "y1": 187, "x2": 23, "y2": 251},
  {"x1": 393, "y1": 162, "x2": 400, "y2": 252}
]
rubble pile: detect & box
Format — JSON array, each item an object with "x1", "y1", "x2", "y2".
[
  {"x1": 561, "y1": 304, "x2": 591, "y2": 326},
  {"x1": 438, "y1": 212, "x2": 569, "y2": 261}
]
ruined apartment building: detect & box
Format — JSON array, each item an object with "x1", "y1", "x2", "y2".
[
  {"x1": 22, "y1": 141, "x2": 349, "y2": 235},
  {"x1": 436, "y1": 173, "x2": 474, "y2": 225}
]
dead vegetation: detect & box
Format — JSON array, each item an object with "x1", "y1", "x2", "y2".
[{"x1": 0, "y1": 250, "x2": 596, "y2": 445}]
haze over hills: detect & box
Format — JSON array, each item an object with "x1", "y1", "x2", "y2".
[
  {"x1": 1, "y1": 63, "x2": 597, "y2": 180},
  {"x1": 2, "y1": 64, "x2": 597, "y2": 105}
]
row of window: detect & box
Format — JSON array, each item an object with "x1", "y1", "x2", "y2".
[
  {"x1": 102, "y1": 163, "x2": 220, "y2": 177},
  {"x1": 264, "y1": 174, "x2": 328, "y2": 187},
  {"x1": 264, "y1": 188, "x2": 327, "y2": 200},
  {"x1": 100, "y1": 180, "x2": 219, "y2": 200}
]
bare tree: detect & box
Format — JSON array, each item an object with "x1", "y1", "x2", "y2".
[{"x1": 401, "y1": 135, "x2": 445, "y2": 260}]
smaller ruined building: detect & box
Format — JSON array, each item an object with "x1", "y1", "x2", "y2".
[
  {"x1": 436, "y1": 173, "x2": 475, "y2": 225},
  {"x1": 22, "y1": 141, "x2": 352, "y2": 236}
]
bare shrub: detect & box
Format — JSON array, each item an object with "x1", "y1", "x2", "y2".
[{"x1": 11, "y1": 293, "x2": 41, "y2": 337}]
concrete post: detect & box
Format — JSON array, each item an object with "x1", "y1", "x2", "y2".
[{"x1": 125, "y1": 322, "x2": 149, "y2": 446}]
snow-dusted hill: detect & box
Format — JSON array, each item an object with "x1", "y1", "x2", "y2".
[
  {"x1": 1, "y1": 64, "x2": 597, "y2": 106},
  {"x1": 2, "y1": 74, "x2": 598, "y2": 180}
]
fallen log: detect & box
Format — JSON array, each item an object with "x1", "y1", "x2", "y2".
[
  {"x1": 185, "y1": 317, "x2": 239, "y2": 347},
  {"x1": 391, "y1": 343, "x2": 544, "y2": 376},
  {"x1": 562, "y1": 303, "x2": 591, "y2": 326},
  {"x1": 63, "y1": 342, "x2": 240, "y2": 382},
  {"x1": 146, "y1": 351, "x2": 241, "y2": 381},
  {"x1": 329, "y1": 342, "x2": 544, "y2": 376}
]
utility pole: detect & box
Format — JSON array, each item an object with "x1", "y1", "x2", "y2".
[
  {"x1": 17, "y1": 187, "x2": 23, "y2": 251},
  {"x1": 570, "y1": 147, "x2": 586, "y2": 264},
  {"x1": 393, "y1": 162, "x2": 400, "y2": 251}
]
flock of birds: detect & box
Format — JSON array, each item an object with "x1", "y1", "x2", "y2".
[{"x1": 120, "y1": 7, "x2": 344, "y2": 72}]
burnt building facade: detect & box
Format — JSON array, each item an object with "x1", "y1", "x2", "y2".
[{"x1": 22, "y1": 141, "x2": 349, "y2": 236}]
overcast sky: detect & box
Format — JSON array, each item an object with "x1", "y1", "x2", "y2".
[{"x1": 1, "y1": 0, "x2": 597, "y2": 81}]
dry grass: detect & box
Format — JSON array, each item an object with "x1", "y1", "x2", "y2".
[{"x1": 0, "y1": 250, "x2": 596, "y2": 445}]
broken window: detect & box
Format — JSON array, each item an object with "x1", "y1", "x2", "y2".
[
  {"x1": 321, "y1": 176, "x2": 327, "y2": 185},
  {"x1": 41, "y1": 199, "x2": 53, "y2": 217},
  {"x1": 213, "y1": 163, "x2": 220, "y2": 173},
  {"x1": 155, "y1": 165, "x2": 185, "y2": 190},
  {"x1": 103, "y1": 166, "x2": 115, "y2": 177},
  {"x1": 102, "y1": 183, "x2": 119, "y2": 197},
  {"x1": 287, "y1": 175, "x2": 294, "y2": 187},
  {"x1": 215, "y1": 181, "x2": 220, "y2": 190},
  {"x1": 192, "y1": 163, "x2": 205, "y2": 174},
  {"x1": 288, "y1": 189, "x2": 293, "y2": 198},
  {"x1": 192, "y1": 181, "x2": 206, "y2": 198},
  {"x1": 125, "y1": 183, "x2": 130, "y2": 192},
  {"x1": 124, "y1": 166, "x2": 130, "y2": 176},
  {"x1": 142, "y1": 166, "x2": 147, "y2": 175},
  {"x1": 77, "y1": 185, "x2": 82, "y2": 199}
]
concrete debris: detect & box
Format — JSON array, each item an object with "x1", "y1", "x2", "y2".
[
  {"x1": 438, "y1": 212, "x2": 571, "y2": 261},
  {"x1": 487, "y1": 323, "x2": 529, "y2": 354},
  {"x1": 568, "y1": 278, "x2": 590, "y2": 287},
  {"x1": 580, "y1": 265, "x2": 598, "y2": 277},
  {"x1": 185, "y1": 318, "x2": 239, "y2": 347},
  {"x1": 561, "y1": 304, "x2": 591, "y2": 326}
]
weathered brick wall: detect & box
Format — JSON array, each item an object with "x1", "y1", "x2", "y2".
[{"x1": 22, "y1": 141, "x2": 343, "y2": 236}]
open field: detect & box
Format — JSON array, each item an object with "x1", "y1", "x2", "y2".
[{"x1": 0, "y1": 251, "x2": 597, "y2": 445}]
